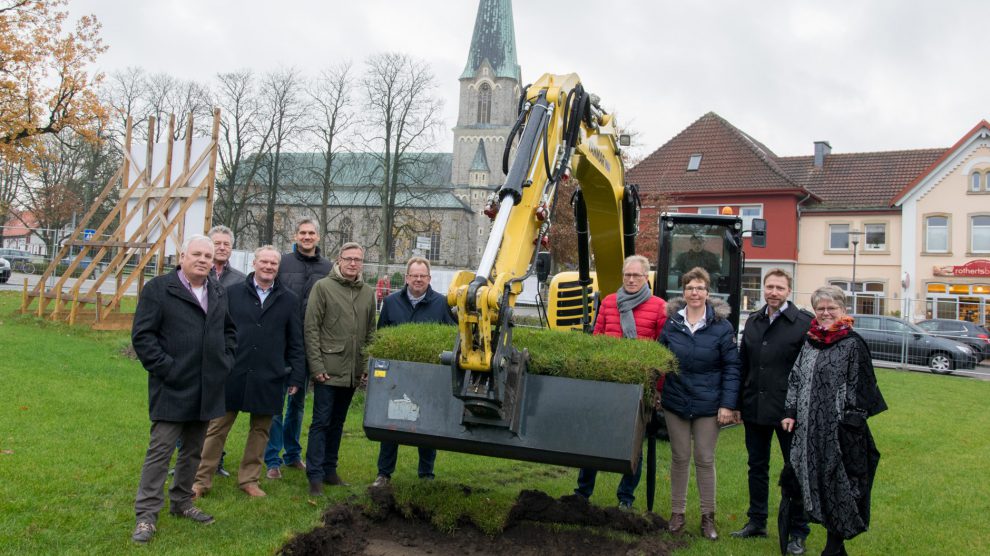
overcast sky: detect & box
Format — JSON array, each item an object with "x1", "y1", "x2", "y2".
[{"x1": 70, "y1": 0, "x2": 989, "y2": 160}]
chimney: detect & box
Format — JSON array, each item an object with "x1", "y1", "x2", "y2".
[{"x1": 814, "y1": 141, "x2": 832, "y2": 168}]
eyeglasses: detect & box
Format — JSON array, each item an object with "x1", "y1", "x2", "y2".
[
  {"x1": 339, "y1": 257, "x2": 364, "y2": 264},
  {"x1": 815, "y1": 305, "x2": 843, "y2": 314},
  {"x1": 623, "y1": 273, "x2": 646, "y2": 279},
  {"x1": 684, "y1": 286, "x2": 708, "y2": 292},
  {"x1": 407, "y1": 274, "x2": 430, "y2": 280}
]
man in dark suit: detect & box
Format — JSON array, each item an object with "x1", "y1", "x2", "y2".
[
  {"x1": 130, "y1": 235, "x2": 236, "y2": 544},
  {"x1": 371, "y1": 256, "x2": 455, "y2": 487},
  {"x1": 732, "y1": 269, "x2": 812, "y2": 555},
  {"x1": 193, "y1": 246, "x2": 306, "y2": 498}
]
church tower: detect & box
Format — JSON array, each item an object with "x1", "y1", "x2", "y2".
[{"x1": 452, "y1": 0, "x2": 522, "y2": 264}]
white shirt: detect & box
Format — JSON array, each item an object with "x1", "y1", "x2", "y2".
[{"x1": 678, "y1": 308, "x2": 706, "y2": 335}]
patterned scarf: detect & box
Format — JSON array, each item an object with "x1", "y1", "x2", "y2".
[{"x1": 807, "y1": 315, "x2": 855, "y2": 345}]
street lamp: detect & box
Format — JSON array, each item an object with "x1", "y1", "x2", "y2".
[{"x1": 849, "y1": 229, "x2": 864, "y2": 313}]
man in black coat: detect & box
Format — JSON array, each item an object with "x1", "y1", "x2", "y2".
[
  {"x1": 130, "y1": 235, "x2": 237, "y2": 543},
  {"x1": 732, "y1": 269, "x2": 812, "y2": 555},
  {"x1": 193, "y1": 246, "x2": 307, "y2": 498},
  {"x1": 265, "y1": 219, "x2": 331, "y2": 478},
  {"x1": 371, "y1": 257, "x2": 455, "y2": 488}
]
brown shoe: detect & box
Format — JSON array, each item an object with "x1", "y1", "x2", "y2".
[
  {"x1": 308, "y1": 480, "x2": 323, "y2": 497},
  {"x1": 240, "y1": 483, "x2": 267, "y2": 497},
  {"x1": 701, "y1": 512, "x2": 718, "y2": 540},
  {"x1": 668, "y1": 512, "x2": 685, "y2": 533},
  {"x1": 285, "y1": 460, "x2": 307, "y2": 470},
  {"x1": 322, "y1": 472, "x2": 349, "y2": 486},
  {"x1": 266, "y1": 467, "x2": 282, "y2": 480}
]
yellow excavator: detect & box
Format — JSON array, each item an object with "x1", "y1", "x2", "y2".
[{"x1": 364, "y1": 73, "x2": 652, "y2": 474}]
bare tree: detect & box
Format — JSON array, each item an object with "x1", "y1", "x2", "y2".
[
  {"x1": 0, "y1": 155, "x2": 26, "y2": 222},
  {"x1": 19, "y1": 133, "x2": 88, "y2": 254},
  {"x1": 213, "y1": 70, "x2": 271, "y2": 242},
  {"x1": 360, "y1": 53, "x2": 444, "y2": 265},
  {"x1": 256, "y1": 68, "x2": 306, "y2": 244},
  {"x1": 306, "y1": 62, "x2": 354, "y2": 252}
]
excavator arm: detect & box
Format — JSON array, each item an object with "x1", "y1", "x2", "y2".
[{"x1": 364, "y1": 74, "x2": 647, "y2": 474}]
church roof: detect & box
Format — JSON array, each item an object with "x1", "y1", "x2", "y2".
[
  {"x1": 469, "y1": 140, "x2": 490, "y2": 172},
  {"x1": 461, "y1": 0, "x2": 521, "y2": 82},
  {"x1": 234, "y1": 152, "x2": 471, "y2": 211}
]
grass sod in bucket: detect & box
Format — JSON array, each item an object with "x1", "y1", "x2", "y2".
[{"x1": 366, "y1": 323, "x2": 678, "y2": 401}]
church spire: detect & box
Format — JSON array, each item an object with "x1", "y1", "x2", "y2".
[{"x1": 461, "y1": 0, "x2": 521, "y2": 82}]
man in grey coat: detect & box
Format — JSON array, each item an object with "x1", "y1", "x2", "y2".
[{"x1": 130, "y1": 235, "x2": 237, "y2": 543}]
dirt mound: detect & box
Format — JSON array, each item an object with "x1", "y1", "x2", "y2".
[{"x1": 280, "y1": 489, "x2": 683, "y2": 556}]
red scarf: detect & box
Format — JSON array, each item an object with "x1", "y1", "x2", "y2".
[{"x1": 807, "y1": 315, "x2": 854, "y2": 345}]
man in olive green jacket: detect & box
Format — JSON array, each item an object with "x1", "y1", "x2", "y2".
[{"x1": 303, "y1": 242, "x2": 376, "y2": 496}]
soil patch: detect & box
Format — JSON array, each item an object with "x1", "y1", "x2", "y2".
[{"x1": 280, "y1": 488, "x2": 684, "y2": 556}]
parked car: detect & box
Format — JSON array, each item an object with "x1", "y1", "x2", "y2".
[
  {"x1": 916, "y1": 319, "x2": 990, "y2": 360},
  {"x1": 0, "y1": 256, "x2": 10, "y2": 284},
  {"x1": 853, "y1": 314, "x2": 978, "y2": 374},
  {"x1": 0, "y1": 248, "x2": 45, "y2": 274}
]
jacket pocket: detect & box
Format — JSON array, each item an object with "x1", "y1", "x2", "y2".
[{"x1": 321, "y1": 342, "x2": 346, "y2": 377}]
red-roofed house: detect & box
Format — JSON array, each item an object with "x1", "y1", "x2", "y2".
[
  {"x1": 1, "y1": 211, "x2": 46, "y2": 254},
  {"x1": 628, "y1": 112, "x2": 817, "y2": 310},
  {"x1": 631, "y1": 112, "x2": 990, "y2": 324}
]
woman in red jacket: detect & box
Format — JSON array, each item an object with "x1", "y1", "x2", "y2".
[{"x1": 575, "y1": 255, "x2": 667, "y2": 509}]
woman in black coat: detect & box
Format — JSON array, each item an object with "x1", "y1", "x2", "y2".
[
  {"x1": 658, "y1": 267, "x2": 741, "y2": 540},
  {"x1": 782, "y1": 286, "x2": 886, "y2": 556}
]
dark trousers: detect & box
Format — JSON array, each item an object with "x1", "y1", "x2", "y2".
[
  {"x1": 134, "y1": 420, "x2": 208, "y2": 525},
  {"x1": 744, "y1": 421, "x2": 810, "y2": 537},
  {"x1": 575, "y1": 457, "x2": 643, "y2": 505},
  {"x1": 377, "y1": 442, "x2": 437, "y2": 478},
  {"x1": 265, "y1": 384, "x2": 306, "y2": 468},
  {"x1": 305, "y1": 384, "x2": 355, "y2": 481}
]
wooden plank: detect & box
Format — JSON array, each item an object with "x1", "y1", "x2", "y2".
[
  {"x1": 204, "y1": 108, "x2": 221, "y2": 232},
  {"x1": 63, "y1": 240, "x2": 154, "y2": 248}
]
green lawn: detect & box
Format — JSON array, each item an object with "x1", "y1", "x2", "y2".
[{"x1": 1, "y1": 291, "x2": 988, "y2": 555}]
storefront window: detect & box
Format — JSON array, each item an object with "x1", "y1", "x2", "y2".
[
  {"x1": 927, "y1": 283, "x2": 948, "y2": 294},
  {"x1": 741, "y1": 266, "x2": 762, "y2": 311},
  {"x1": 950, "y1": 284, "x2": 970, "y2": 295}
]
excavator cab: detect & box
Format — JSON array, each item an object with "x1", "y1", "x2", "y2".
[{"x1": 656, "y1": 212, "x2": 764, "y2": 332}]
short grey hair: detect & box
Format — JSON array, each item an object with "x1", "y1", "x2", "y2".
[
  {"x1": 207, "y1": 225, "x2": 234, "y2": 245},
  {"x1": 180, "y1": 234, "x2": 213, "y2": 255},
  {"x1": 406, "y1": 256, "x2": 431, "y2": 274},
  {"x1": 254, "y1": 244, "x2": 280, "y2": 259},
  {"x1": 337, "y1": 242, "x2": 365, "y2": 257},
  {"x1": 296, "y1": 218, "x2": 319, "y2": 234},
  {"x1": 810, "y1": 285, "x2": 847, "y2": 309},
  {"x1": 623, "y1": 254, "x2": 650, "y2": 276}
]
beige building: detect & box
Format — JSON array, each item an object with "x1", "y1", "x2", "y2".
[{"x1": 893, "y1": 121, "x2": 990, "y2": 322}]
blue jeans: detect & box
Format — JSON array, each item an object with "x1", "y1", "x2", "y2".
[
  {"x1": 264, "y1": 384, "x2": 305, "y2": 469},
  {"x1": 377, "y1": 441, "x2": 436, "y2": 479},
  {"x1": 305, "y1": 384, "x2": 355, "y2": 481},
  {"x1": 575, "y1": 457, "x2": 643, "y2": 505}
]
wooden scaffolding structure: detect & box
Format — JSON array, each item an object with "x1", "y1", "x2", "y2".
[{"x1": 20, "y1": 110, "x2": 221, "y2": 330}]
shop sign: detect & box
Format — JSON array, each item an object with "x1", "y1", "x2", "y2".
[{"x1": 932, "y1": 259, "x2": 990, "y2": 277}]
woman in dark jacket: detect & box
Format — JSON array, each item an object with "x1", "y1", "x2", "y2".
[
  {"x1": 782, "y1": 286, "x2": 886, "y2": 556},
  {"x1": 659, "y1": 267, "x2": 741, "y2": 540}
]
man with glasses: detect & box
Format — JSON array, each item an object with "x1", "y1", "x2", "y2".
[
  {"x1": 265, "y1": 219, "x2": 331, "y2": 480},
  {"x1": 303, "y1": 242, "x2": 376, "y2": 496},
  {"x1": 371, "y1": 256, "x2": 455, "y2": 488},
  {"x1": 732, "y1": 269, "x2": 812, "y2": 554}
]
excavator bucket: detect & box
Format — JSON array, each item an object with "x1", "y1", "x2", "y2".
[{"x1": 363, "y1": 358, "x2": 646, "y2": 474}]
